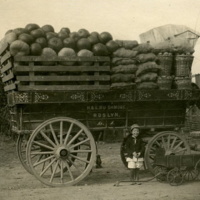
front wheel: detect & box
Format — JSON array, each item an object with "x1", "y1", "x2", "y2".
[{"x1": 26, "y1": 117, "x2": 96, "y2": 187}]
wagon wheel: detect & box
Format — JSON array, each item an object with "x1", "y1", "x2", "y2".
[
  {"x1": 16, "y1": 134, "x2": 32, "y2": 174},
  {"x1": 154, "y1": 166, "x2": 168, "y2": 182},
  {"x1": 167, "y1": 168, "x2": 183, "y2": 186},
  {"x1": 145, "y1": 131, "x2": 190, "y2": 174},
  {"x1": 26, "y1": 117, "x2": 96, "y2": 187},
  {"x1": 183, "y1": 167, "x2": 199, "y2": 181}
]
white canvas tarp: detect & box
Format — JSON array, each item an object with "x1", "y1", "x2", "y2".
[{"x1": 140, "y1": 24, "x2": 200, "y2": 48}]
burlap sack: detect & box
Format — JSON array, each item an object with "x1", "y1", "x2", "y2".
[
  {"x1": 113, "y1": 48, "x2": 138, "y2": 58},
  {"x1": 115, "y1": 40, "x2": 139, "y2": 49},
  {"x1": 111, "y1": 57, "x2": 137, "y2": 66},
  {"x1": 111, "y1": 82, "x2": 136, "y2": 89},
  {"x1": 111, "y1": 65, "x2": 138, "y2": 74},
  {"x1": 132, "y1": 43, "x2": 154, "y2": 53},
  {"x1": 111, "y1": 73, "x2": 135, "y2": 83},
  {"x1": 136, "y1": 53, "x2": 157, "y2": 63},
  {"x1": 136, "y1": 72, "x2": 158, "y2": 82},
  {"x1": 136, "y1": 82, "x2": 159, "y2": 89},
  {"x1": 136, "y1": 62, "x2": 161, "y2": 77}
]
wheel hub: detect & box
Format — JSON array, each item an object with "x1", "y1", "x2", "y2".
[{"x1": 55, "y1": 146, "x2": 69, "y2": 159}]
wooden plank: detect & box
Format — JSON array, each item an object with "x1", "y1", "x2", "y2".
[
  {"x1": 1, "y1": 51, "x2": 12, "y2": 64},
  {"x1": 14, "y1": 56, "x2": 110, "y2": 62},
  {"x1": 16, "y1": 75, "x2": 110, "y2": 81},
  {"x1": 4, "y1": 83, "x2": 16, "y2": 91},
  {"x1": 0, "y1": 40, "x2": 9, "y2": 55},
  {"x1": 14, "y1": 65, "x2": 110, "y2": 72},
  {"x1": 29, "y1": 62, "x2": 35, "y2": 87},
  {"x1": 18, "y1": 85, "x2": 110, "y2": 91},
  {"x1": 1, "y1": 61, "x2": 12, "y2": 73},
  {"x1": 2, "y1": 72, "x2": 14, "y2": 82}
]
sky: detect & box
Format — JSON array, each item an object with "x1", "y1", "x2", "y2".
[{"x1": 0, "y1": 0, "x2": 200, "y2": 74}]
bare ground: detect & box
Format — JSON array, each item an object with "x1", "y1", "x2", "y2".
[{"x1": 0, "y1": 137, "x2": 200, "y2": 200}]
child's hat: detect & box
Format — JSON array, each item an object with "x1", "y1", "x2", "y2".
[{"x1": 131, "y1": 124, "x2": 140, "y2": 130}]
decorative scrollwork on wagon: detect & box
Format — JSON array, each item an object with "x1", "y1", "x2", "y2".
[{"x1": 34, "y1": 92, "x2": 49, "y2": 103}]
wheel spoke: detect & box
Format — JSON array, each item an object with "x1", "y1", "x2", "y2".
[
  {"x1": 70, "y1": 149, "x2": 92, "y2": 153},
  {"x1": 155, "y1": 141, "x2": 160, "y2": 147},
  {"x1": 60, "y1": 160, "x2": 64, "y2": 183},
  {"x1": 70, "y1": 154, "x2": 90, "y2": 164},
  {"x1": 41, "y1": 155, "x2": 47, "y2": 172},
  {"x1": 31, "y1": 151, "x2": 54, "y2": 155},
  {"x1": 64, "y1": 160, "x2": 74, "y2": 181},
  {"x1": 173, "y1": 141, "x2": 183, "y2": 151},
  {"x1": 40, "y1": 130, "x2": 56, "y2": 147},
  {"x1": 40, "y1": 158, "x2": 57, "y2": 177},
  {"x1": 67, "y1": 129, "x2": 83, "y2": 146},
  {"x1": 161, "y1": 137, "x2": 167, "y2": 150},
  {"x1": 173, "y1": 147, "x2": 187, "y2": 154},
  {"x1": 50, "y1": 160, "x2": 59, "y2": 183},
  {"x1": 33, "y1": 155, "x2": 55, "y2": 167},
  {"x1": 64, "y1": 123, "x2": 74, "y2": 145},
  {"x1": 170, "y1": 136, "x2": 177, "y2": 149},
  {"x1": 150, "y1": 146, "x2": 156, "y2": 151},
  {"x1": 167, "y1": 135, "x2": 171, "y2": 149},
  {"x1": 49, "y1": 124, "x2": 59, "y2": 145},
  {"x1": 69, "y1": 138, "x2": 90, "y2": 149},
  {"x1": 68, "y1": 157, "x2": 82, "y2": 173},
  {"x1": 33, "y1": 141, "x2": 54, "y2": 151},
  {"x1": 60, "y1": 121, "x2": 63, "y2": 144}
]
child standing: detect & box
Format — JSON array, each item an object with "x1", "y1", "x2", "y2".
[{"x1": 125, "y1": 124, "x2": 145, "y2": 184}]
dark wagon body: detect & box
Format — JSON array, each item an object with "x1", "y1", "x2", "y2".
[
  {"x1": 1, "y1": 40, "x2": 200, "y2": 187},
  {"x1": 154, "y1": 154, "x2": 200, "y2": 186}
]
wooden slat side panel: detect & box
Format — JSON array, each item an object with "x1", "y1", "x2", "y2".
[
  {"x1": 1, "y1": 61, "x2": 12, "y2": 73},
  {"x1": 14, "y1": 65, "x2": 110, "y2": 72},
  {"x1": 16, "y1": 75, "x2": 110, "y2": 81},
  {"x1": 18, "y1": 85, "x2": 110, "y2": 91},
  {"x1": 4, "y1": 84, "x2": 16, "y2": 91},
  {"x1": 0, "y1": 40, "x2": 9, "y2": 55},
  {"x1": 1, "y1": 51, "x2": 12, "y2": 64},
  {"x1": 14, "y1": 56, "x2": 110, "y2": 62},
  {"x1": 2, "y1": 72, "x2": 14, "y2": 82}
]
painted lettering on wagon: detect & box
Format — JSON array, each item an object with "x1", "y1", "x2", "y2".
[
  {"x1": 92, "y1": 112, "x2": 120, "y2": 118},
  {"x1": 87, "y1": 105, "x2": 125, "y2": 110}
]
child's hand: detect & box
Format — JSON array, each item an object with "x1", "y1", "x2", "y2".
[
  {"x1": 133, "y1": 152, "x2": 137, "y2": 157},
  {"x1": 137, "y1": 152, "x2": 141, "y2": 157}
]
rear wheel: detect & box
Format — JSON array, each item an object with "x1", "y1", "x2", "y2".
[
  {"x1": 145, "y1": 131, "x2": 190, "y2": 174},
  {"x1": 26, "y1": 117, "x2": 96, "y2": 187}
]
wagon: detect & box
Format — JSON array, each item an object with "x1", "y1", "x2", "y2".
[
  {"x1": 1, "y1": 40, "x2": 200, "y2": 187},
  {"x1": 154, "y1": 154, "x2": 200, "y2": 186}
]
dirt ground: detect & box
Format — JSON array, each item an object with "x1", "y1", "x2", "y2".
[{"x1": 0, "y1": 137, "x2": 200, "y2": 200}]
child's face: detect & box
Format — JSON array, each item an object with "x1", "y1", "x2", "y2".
[{"x1": 131, "y1": 128, "x2": 139, "y2": 138}]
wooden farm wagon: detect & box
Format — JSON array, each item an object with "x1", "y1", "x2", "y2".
[{"x1": 1, "y1": 40, "x2": 200, "y2": 187}]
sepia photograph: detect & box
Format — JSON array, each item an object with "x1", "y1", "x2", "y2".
[{"x1": 0, "y1": 0, "x2": 200, "y2": 199}]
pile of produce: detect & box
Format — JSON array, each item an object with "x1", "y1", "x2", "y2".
[
  {"x1": 111, "y1": 41, "x2": 163, "y2": 89},
  {"x1": 111, "y1": 40, "x2": 138, "y2": 88},
  {"x1": 3, "y1": 23, "x2": 120, "y2": 60},
  {"x1": 1, "y1": 24, "x2": 196, "y2": 90}
]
